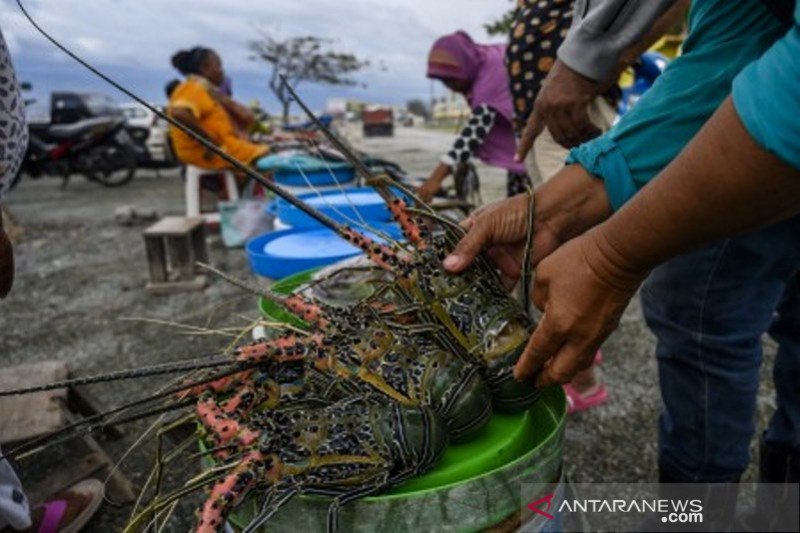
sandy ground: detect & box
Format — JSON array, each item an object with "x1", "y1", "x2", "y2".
[{"x1": 0, "y1": 125, "x2": 778, "y2": 531}]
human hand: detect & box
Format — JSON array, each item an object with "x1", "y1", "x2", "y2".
[
  {"x1": 443, "y1": 193, "x2": 563, "y2": 283},
  {"x1": 516, "y1": 60, "x2": 603, "y2": 159},
  {"x1": 513, "y1": 228, "x2": 647, "y2": 387},
  {"x1": 416, "y1": 178, "x2": 442, "y2": 204}
]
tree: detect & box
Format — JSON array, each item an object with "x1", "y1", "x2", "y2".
[
  {"x1": 406, "y1": 99, "x2": 430, "y2": 120},
  {"x1": 484, "y1": 0, "x2": 516, "y2": 37},
  {"x1": 249, "y1": 30, "x2": 370, "y2": 125}
]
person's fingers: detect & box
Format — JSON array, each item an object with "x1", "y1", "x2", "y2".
[
  {"x1": 501, "y1": 275, "x2": 519, "y2": 292},
  {"x1": 515, "y1": 107, "x2": 545, "y2": 162},
  {"x1": 553, "y1": 108, "x2": 585, "y2": 148},
  {"x1": 578, "y1": 124, "x2": 602, "y2": 145},
  {"x1": 467, "y1": 202, "x2": 491, "y2": 219},
  {"x1": 531, "y1": 265, "x2": 550, "y2": 312},
  {"x1": 443, "y1": 223, "x2": 490, "y2": 273},
  {"x1": 486, "y1": 245, "x2": 522, "y2": 280},
  {"x1": 513, "y1": 312, "x2": 565, "y2": 381},
  {"x1": 534, "y1": 342, "x2": 591, "y2": 388},
  {"x1": 571, "y1": 106, "x2": 602, "y2": 144}
]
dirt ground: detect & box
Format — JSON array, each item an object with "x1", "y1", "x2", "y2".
[{"x1": 0, "y1": 125, "x2": 778, "y2": 531}]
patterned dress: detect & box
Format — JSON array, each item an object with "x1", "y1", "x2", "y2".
[
  {"x1": 0, "y1": 29, "x2": 27, "y2": 202},
  {"x1": 505, "y1": 0, "x2": 574, "y2": 134}
]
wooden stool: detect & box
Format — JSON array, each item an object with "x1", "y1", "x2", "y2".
[
  {"x1": 185, "y1": 165, "x2": 239, "y2": 225},
  {"x1": 143, "y1": 216, "x2": 208, "y2": 293}
]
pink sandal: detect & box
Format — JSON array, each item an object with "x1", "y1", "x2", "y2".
[
  {"x1": 564, "y1": 383, "x2": 609, "y2": 414},
  {"x1": 30, "y1": 479, "x2": 104, "y2": 533},
  {"x1": 564, "y1": 350, "x2": 608, "y2": 414}
]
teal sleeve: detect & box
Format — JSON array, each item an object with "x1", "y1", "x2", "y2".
[
  {"x1": 732, "y1": 14, "x2": 800, "y2": 171},
  {"x1": 566, "y1": 0, "x2": 785, "y2": 211},
  {"x1": 566, "y1": 137, "x2": 636, "y2": 211}
]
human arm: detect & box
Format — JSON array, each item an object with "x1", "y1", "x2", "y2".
[
  {"x1": 449, "y1": 3, "x2": 799, "y2": 386},
  {"x1": 215, "y1": 92, "x2": 257, "y2": 131},
  {"x1": 521, "y1": 96, "x2": 800, "y2": 388},
  {"x1": 617, "y1": 1, "x2": 690, "y2": 71},
  {"x1": 418, "y1": 163, "x2": 451, "y2": 203},
  {"x1": 559, "y1": 0, "x2": 678, "y2": 83},
  {"x1": 168, "y1": 106, "x2": 220, "y2": 160},
  {"x1": 418, "y1": 105, "x2": 498, "y2": 202}
]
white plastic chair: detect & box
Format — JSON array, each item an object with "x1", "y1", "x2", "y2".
[{"x1": 184, "y1": 165, "x2": 239, "y2": 224}]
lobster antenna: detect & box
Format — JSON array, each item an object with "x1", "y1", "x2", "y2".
[
  {"x1": 520, "y1": 189, "x2": 536, "y2": 317},
  {"x1": 279, "y1": 75, "x2": 375, "y2": 181},
  {"x1": 13, "y1": 0, "x2": 355, "y2": 237},
  {"x1": 0, "y1": 361, "x2": 261, "y2": 462},
  {"x1": 292, "y1": 161, "x2": 407, "y2": 250},
  {"x1": 10, "y1": 399, "x2": 195, "y2": 461},
  {"x1": 280, "y1": 77, "x2": 441, "y2": 219},
  {"x1": 197, "y1": 263, "x2": 288, "y2": 302},
  {"x1": 0, "y1": 355, "x2": 239, "y2": 397}
]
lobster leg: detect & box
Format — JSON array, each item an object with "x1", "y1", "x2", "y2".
[
  {"x1": 196, "y1": 451, "x2": 282, "y2": 533},
  {"x1": 324, "y1": 480, "x2": 389, "y2": 533},
  {"x1": 242, "y1": 486, "x2": 299, "y2": 533},
  {"x1": 196, "y1": 393, "x2": 260, "y2": 455},
  {"x1": 153, "y1": 414, "x2": 197, "y2": 498}
]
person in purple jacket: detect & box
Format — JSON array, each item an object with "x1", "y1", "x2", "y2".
[{"x1": 418, "y1": 31, "x2": 532, "y2": 202}]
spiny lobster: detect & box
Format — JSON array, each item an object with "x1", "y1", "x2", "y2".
[{"x1": 1, "y1": 2, "x2": 543, "y2": 531}]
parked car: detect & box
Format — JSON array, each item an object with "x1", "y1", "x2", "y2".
[{"x1": 120, "y1": 102, "x2": 178, "y2": 169}]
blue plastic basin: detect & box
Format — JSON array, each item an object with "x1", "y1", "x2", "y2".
[{"x1": 256, "y1": 153, "x2": 356, "y2": 187}]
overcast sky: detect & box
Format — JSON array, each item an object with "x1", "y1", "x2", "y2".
[{"x1": 1, "y1": 0, "x2": 511, "y2": 117}]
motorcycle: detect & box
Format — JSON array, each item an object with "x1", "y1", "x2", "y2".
[
  {"x1": 22, "y1": 117, "x2": 139, "y2": 188},
  {"x1": 17, "y1": 90, "x2": 140, "y2": 188}
]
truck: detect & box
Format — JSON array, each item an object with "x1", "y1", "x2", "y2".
[{"x1": 361, "y1": 106, "x2": 394, "y2": 138}]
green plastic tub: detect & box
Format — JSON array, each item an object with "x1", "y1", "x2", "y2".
[{"x1": 236, "y1": 268, "x2": 567, "y2": 531}]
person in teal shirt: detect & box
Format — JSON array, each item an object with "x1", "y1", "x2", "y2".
[
  {"x1": 444, "y1": 0, "x2": 800, "y2": 527},
  {"x1": 566, "y1": 0, "x2": 792, "y2": 210}
]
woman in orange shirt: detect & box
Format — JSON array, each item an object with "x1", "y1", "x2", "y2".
[{"x1": 168, "y1": 47, "x2": 269, "y2": 170}]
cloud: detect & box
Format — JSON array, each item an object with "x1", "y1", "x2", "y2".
[{"x1": 1, "y1": 0, "x2": 511, "y2": 110}]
